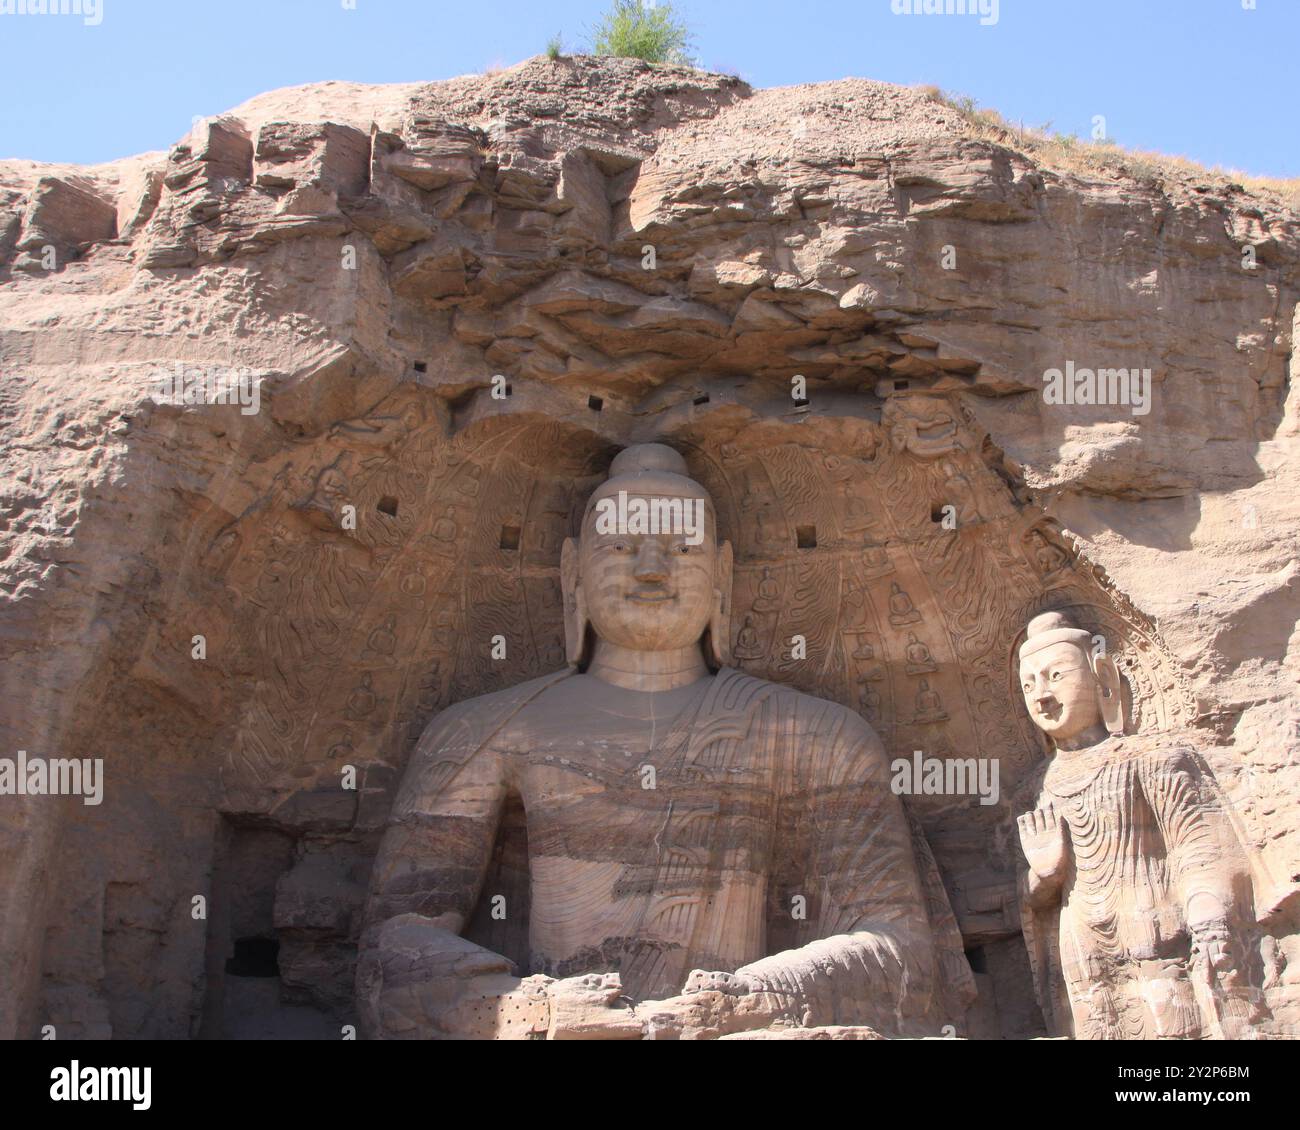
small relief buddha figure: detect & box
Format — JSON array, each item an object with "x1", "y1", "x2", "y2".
[
  {"x1": 356, "y1": 444, "x2": 974, "y2": 1040},
  {"x1": 752, "y1": 567, "x2": 781, "y2": 614},
  {"x1": 1015, "y1": 612, "x2": 1271, "y2": 1040},
  {"x1": 415, "y1": 662, "x2": 443, "y2": 712},
  {"x1": 732, "y1": 614, "x2": 765, "y2": 661},
  {"x1": 400, "y1": 572, "x2": 428, "y2": 607},
  {"x1": 851, "y1": 635, "x2": 885, "y2": 681},
  {"x1": 431, "y1": 507, "x2": 459, "y2": 553},
  {"x1": 862, "y1": 545, "x2": 894, "y2": 579},
  {"x1": 857, "y1": 680, "x2": 883, "y2": 724},
  {"x1": 363, "y1": 616, "x2": 398, "y2": 662},
  {"x1": 1026, "y1": 529, "x2": 1069, "y2": 579},
  {"x1": 325, "y1": 728, "x2": 356, "y2": 762},
  {"x1": 841, "y1": 583, "x2": 871, "y2": 630},
  {"x1": 903, "y1": 633, "x2": 937, "y2": 676},
  {"x1": 851, "y1": 633, "x2": 878, "y2": 662},
  {"x1": 346, "y1": 673, "x2": 378, "y2": 720},
  {"x1": 888, "y1": 582, "x2": 922, "y2": 627},
  {"x1": 912, "y1": 679, "x2": 947, "y2": 724}
]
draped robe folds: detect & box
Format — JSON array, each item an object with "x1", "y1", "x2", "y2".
[
  {"x1": 1019, "y1": 734, "x2": 1271, "y2": 1040},
  {"x1": 360, "y1": 667, "x2": 973, "y2": 1038}
]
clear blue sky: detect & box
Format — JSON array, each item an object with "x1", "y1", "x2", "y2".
[{"x1": 1, "y1": 0, "x2": 1295, "y2": 178}]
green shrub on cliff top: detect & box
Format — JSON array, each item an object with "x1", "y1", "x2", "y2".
[{"x1": 590, "y1": 0, "x2": 694, "y2": 65}]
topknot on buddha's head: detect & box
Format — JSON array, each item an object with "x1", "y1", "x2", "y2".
[
  {"x1": 584, "y1": 443, "x2": 713, "y2": 521},
  {"x1": 607, "y1": 444, "x2": 689, "y2": 479}
]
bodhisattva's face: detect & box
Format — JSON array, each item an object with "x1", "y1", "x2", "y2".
[
  {"x1": 1020, "y1": 641, "x2": 1102, "y2": 742},
  {"x1": 578, "y1": 493, "x2": 717, "y2": 652}
]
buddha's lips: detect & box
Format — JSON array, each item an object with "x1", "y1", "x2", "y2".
[{"x1": 626, "y1": 589, "x2": 675, "y2": 603}]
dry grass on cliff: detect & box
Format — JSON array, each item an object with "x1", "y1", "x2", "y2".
[{"x1": 919, "y1": 86, "x2": 1300, "y2": 212}]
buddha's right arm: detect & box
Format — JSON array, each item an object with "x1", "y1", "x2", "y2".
[
  {"x1": 357, "y1": 737, "x2": 644, "y2": 1039},
  {"x1": 356, "y1": 744, "x2": 526, "y2": 1038},
  {"x1": 363, "y1": 745, "x2": 510, "y2": 930}
]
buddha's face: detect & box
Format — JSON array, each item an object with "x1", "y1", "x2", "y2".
[
  {"x1": 1020, "y1": 641, "x2": 1102, "y2": 742},
  {"x1": 578, "y1": 492, "x2": 717, "y2": 652}
]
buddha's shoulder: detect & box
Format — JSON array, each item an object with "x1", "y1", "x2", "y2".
[
  {"x1": 715, "y1": 668, "x2": 881, "y2": 738},
  {"x1": 414, "y1": 670, "x2": 576, "y2": 752}
]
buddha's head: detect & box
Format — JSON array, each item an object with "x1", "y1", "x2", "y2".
[
  {"x1": 1018, "y1": 611, "x2": 1124, "y2": 748},
  {"x1": 561, "y1": 444, "x2": 732, "y2": 669}
]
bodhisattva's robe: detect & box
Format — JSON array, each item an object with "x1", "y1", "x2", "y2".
[
  {"x1": 359, "y1": 667, "x2": 972, "y2": 1038},
  {"x1": 1019, "y1": 734, "x2": 1269, "y2": 1040}
]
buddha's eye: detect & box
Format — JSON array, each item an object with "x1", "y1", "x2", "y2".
[{"x1": 673, "y1": 544, "x2": 692, "y2": 555}]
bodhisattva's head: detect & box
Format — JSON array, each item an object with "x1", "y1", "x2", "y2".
[
  {"x1": 1018, "y1": 612, "x2": 1124, "y2": 750},
  {"x1": 561, "y1": 444, "x2": 733, "y2": 669}
]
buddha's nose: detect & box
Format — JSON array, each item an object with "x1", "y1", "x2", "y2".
[{"x1": 633, "y1": 540, "x2": 669, "y2": 583}]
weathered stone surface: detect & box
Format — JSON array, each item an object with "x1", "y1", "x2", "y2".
[
  {"x1": 12, "y1": 175, "x2": 116, "y2": 272},
  {"x1": 0, "y1": 55, "x2": 1296, "y2": 1040}
]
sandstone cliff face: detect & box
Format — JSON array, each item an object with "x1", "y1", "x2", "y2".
[{"x1": 1, "y1": 56, "x2": 1296, "y2": 1039}]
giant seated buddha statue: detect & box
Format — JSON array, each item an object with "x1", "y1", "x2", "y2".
[{"x1": 356, "y1": 444, "x2": 973, "y2": 1039}]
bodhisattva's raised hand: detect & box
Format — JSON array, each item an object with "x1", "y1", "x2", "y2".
[{"x1": 1017, "y1": 802, "x2": 1070, "y2": 886}]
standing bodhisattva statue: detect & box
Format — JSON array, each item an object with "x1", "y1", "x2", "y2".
[
  {"x1": 356, "y1": 444, "x2": 972, "y2": 1039},
  {"x1": 1016, "y1": 611, "x2": 1270, "y2": 1039}
]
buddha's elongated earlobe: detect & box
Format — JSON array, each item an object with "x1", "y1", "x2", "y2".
[
  {"x1": 561, "y1": 537, "x2": 590, "y2": 669},
  {"x1": 1093, "y1": 652, "x2": 1125, "y2": 735},
  {"x1": 707, "y1": 540, "x2": 734, "y2": 669}
]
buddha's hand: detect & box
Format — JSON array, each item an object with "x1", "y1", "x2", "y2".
[
  {"x1": 356, "y1": 915, "x2": 528, "y2": 1039},
  {"x1": 1189, "y1": 917, "x2": 1239, "y2": 976},
  {"x1": 545, "y1": 973, "x2": 643, "y2": 1041},
  {"x1": 635, "y1": 969, "x2": 798, "y2": 1040},
  {"x1": 1187, "y1": 915, "x2": 1265, "y2": 1038},
  {"x1": 1017, "y1": 802, "x2": 1069, "y2": 885}
]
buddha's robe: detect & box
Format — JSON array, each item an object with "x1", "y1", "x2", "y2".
[
  {"x1": 1019, "y1": 734, "x2": 1269, "y2": 1040},
  {"x1": 361, "y1": 667, "x2": 972, "y2": 1038}
]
